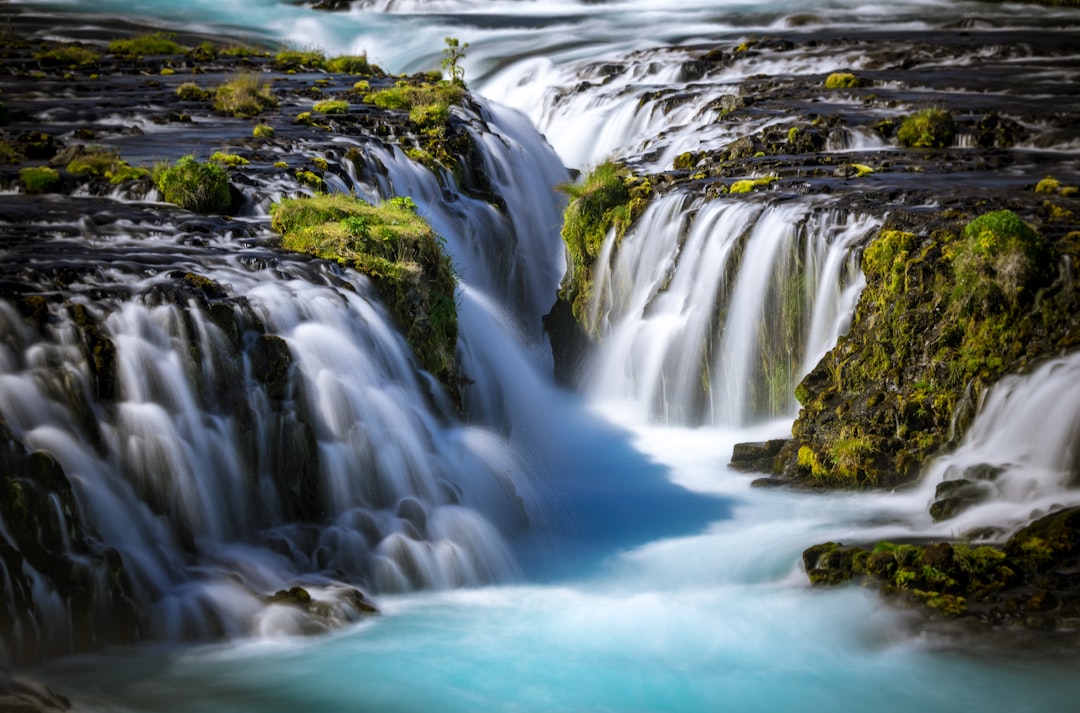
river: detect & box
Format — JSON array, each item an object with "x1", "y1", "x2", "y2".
[{"x1": 9, "y1": 0, "x2": 1080, "y2": 710}]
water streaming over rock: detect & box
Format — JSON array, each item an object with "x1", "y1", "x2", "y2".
[
  {"x1": 585, "y1": 193, "x2": 875, "y2": 426},
  {"x1": 5, "y1": 0, "x2": 1080, "y2": 710}
]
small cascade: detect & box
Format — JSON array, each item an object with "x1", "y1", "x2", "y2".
[
  {"x1": 584, "y1": 193, "x2": 876, "y2": 426},
  {"x1": 910, "y1": 352, "x2": 1080, "y2": 537}
]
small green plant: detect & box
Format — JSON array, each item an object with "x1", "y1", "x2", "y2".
[
  {"x1": 19, "y1": 166, "x2": 60, "y2": 194},
  {"x1": 311, "y1": 157, "x2": 328, "y2": 171},
  {"x1": 295, "y1": 169, "x2": 324, "y2": 190},
  {"x1": 441, "y1": 36, "x2": 469, "y2": 86},
  {"x1": 253, "y1": 123, "x2": 275, "y2": 139},
  {"x1": 312, "y1": 99, "x2": 349, "y2": 114},
  {"x1": 109, "y1": 32, "x2": 185, "y2": 58},
  {"x1": 353, "y1": 80, "x2": 371, "y2": 92},
  {"x1": 273, "y1": 160, "x2": 288, "y2": 169},
  {"x1": 214, "y1": 72, "x2": 278, "y2": 117},
  {"x1": 209, "y1": 151, "x2": 249, "y2": 167},
  {"x1": 152, "y1": 155, "x2": 231, "y2": 213},
  {"x1": 897, "y1": 107, "x2": 956, "y2": 148}
]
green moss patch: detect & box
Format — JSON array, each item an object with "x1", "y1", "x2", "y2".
[
  {"x1": 213, "y1": 72, "x2": 278, "y2": 118},
  {"x1": 152, "y1": 155, "x2": 231, "y2": 213},
  {"x1": 805, "y1": 506, "x2": 1080, "y2": 630},
  {"x1": 897, "y1": 107, "x2": 956, "y2": 148},
  {"x1": 19, "y1": 166, "x2": 60, "y2": 194},
  {"x1": 109, "y1": 32, "x2": 186, "y2": 58},
  {"x1": 66, "y1": 146, "x2": 149, "y2": 183},
  {"x1": 558, "y1": 161, "x2": 652, "y2": 331},
  {"x1": 271, "y1": 194, "x2": 459, "y2": 392},
  {"x1": 781, "y1": 209, "x2": 1074, "y2": 489},
  {"x1": 824, "y1": 72, "x2": 864, "y2": 89}
]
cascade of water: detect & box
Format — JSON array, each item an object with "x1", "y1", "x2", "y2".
[
  {"x1": 585, "y1": 193, "x2": 877, "y2": 427},
  {"x1": 896, "y1": 352, "x2": 1080, "y2": 538}
]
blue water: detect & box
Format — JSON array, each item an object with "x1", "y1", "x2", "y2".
[{"x1": 18, "y1": 0, "x2": 1080, "y2": 710}]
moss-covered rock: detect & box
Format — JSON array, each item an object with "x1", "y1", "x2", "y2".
[
  {"x1": 775, "y1": 209, "x2": 1078, "y2": 489},
  {"x1": 806, "y1": 507, "x2": 1080, "y2": 630},
  {"x1": 270, "y1": 193, "x2": 459, "y2": 396},
  {"x1": 897, "y1": 108, "x2": 956, "y2": 148},
  {"x1": 557, "y1": 161, "x2": 652, "y2": 332}
]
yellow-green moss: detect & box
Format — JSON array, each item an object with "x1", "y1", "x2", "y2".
[
  {"x1": 209, "y1": 151, "x2": 249, "y2": 167},
  {"x1": 66, "y1": 147, "x2": 149, "y2": 184},
  {"x1": 274, "y1": 49, "x2": 326, "y2": 71},
  {"x1": 213, "y1": 72, "x2": 278, "y2": 118},
  {"x1": 897, "y1": 108, "x2": 956, "y2": 148},
  {"x1": 729, "y1": 175, "x2": 778, "y2": 193},
  {"x1": 326, "y1": 54, "x2": 376, "y2": 75},
  {"x1": 270, "y1": 194, "x2": 458, "y2": 389},
  {"x1": 824, "y1": 72, "x2": 863, "y2": 89},
  {"x1": 253, "y1": 124, "x2": 275, "y2": 139},
  {"x1": 33, "y1": 44, "x2": 100, "y2": 66},
  {"x1": 558, "y1": 162, "x2": 652, "y2": 329},
  {"x1": 109, "y1": 32, "x2": 185, "y2": 58},
  {"x1": 312, "y1": 99, "x2": 349, "y2": 114},
  {"x1": 19, "y1": 166, "x2": 60, "y2": 194},
  {"x1": 152, "y1": 155, "x2": 231, "y2": 213}
]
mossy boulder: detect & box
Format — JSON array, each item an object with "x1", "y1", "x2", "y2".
[
  {"x1": 152, "y1": 155, "x2": 232, "y2": 214},
  {"x1": 806, "y1": 507, "x2": 1080, "y2": 630},
  {"x1": 775, "y1": 209, "x2": 1076, "y2": 489},
  {"x1": 557, "y1": 162, "x2": 652, "y2": 331},
  {"x1": 271, "y1": 194, "x2": 459, "y2": 395},
  {"x1": 897, "y1": 108, "x2": 956, "y2": 148}
]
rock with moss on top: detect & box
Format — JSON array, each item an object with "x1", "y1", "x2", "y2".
[{"x1": 270, "y1": 193, "x2": 459, "y2": 396}]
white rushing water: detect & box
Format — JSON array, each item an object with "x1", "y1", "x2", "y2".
[{"x1": 9, "y1": 0, "x2": 1080, "y2": 710}]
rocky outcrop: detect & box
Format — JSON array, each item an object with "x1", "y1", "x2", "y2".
[{"x1": 804, "y1": 507, "x2": 1080, "y2": 631}]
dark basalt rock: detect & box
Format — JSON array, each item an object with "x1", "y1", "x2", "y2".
[{"x1": 730, "y1": 439, "x2": 787, "y2": 474}]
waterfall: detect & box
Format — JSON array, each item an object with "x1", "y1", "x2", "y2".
[
  {"x1": 584, "y1": 192, "x2": 875, "y2": 427},
  {"x1": 0, "y1": 89, "x2": 570, "y2": 657}
]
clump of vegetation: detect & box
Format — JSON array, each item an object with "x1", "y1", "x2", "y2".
[
  {"x1": 951, "y1": 209, "x2": 1053, "y2": 314},
  {"x1": 441, "y1": 37, "x2": 469, "y2": 86},
  {"x1": 270, "y1": 193, "x2": 458, "y2": 389},
  {"x1": 221, "y1": 45, "x2": 270, "y2": 58},
  {"x1": 33, "y1": 44, "x2": 100, "y2": 67},
  {"x1": 19, "y1": 166, "x2": 60, "y2": 194},
  {"x1": 213, "y1": 72, "x2": 278, "y2": 117},
  {"x1": 326, "y1": 54, "x2": 375, "y2": 75},
  {"x1": 824, "y1": 72, "x2": 864, "y2": 89},
  {"x1": 187, "y1": 41, "x2": 218, "y2": 62},
  {"x1": 897, "y1": 107, "x2": 956, "y2": 148},
  {"x1": 365, "y1": 79, "x2": 464, "y2": 136},
  {"x1": 109, "y1": 32, "x2": 185, "y2": 58},
  {"x1": 673, "y1": 152, "x2": 698, "y2": 171},
  {"x1": 558, "y1": 162, "x2": 652, "y2": 329},
  {"x1": 66, "y1": 146, "x2": 149, "y2": 183},
  {"x1": 780, "y1": 208, "x2": 1069, "y2": 489},
  {"x1": 274, "y1": 48, "x2": 326, "y2": 71},
  {"x1": 176, "y1": 82, "x2": 211, "y2": 102},
  {"x1": 253, "y1": 123, "x2": 275, "y2": 139},
  {"x1": 209, "y1": 151, "x2": 249, "y2": 167},
  {"x1": 152, "y1": 155, "x2": 231, "y2": 213},
  {"x1": 804, "y1": 506, "x2": 1080, "y2": 629},
  {"x1": 729, "y1": 175, "x2": 778, "y2": 194},
  {"x1": 1, "y1": 139, "x2": 26, "y2": 164},
  {"x1": 312, "y1": 99, "x2": 349, "y2": 114}
]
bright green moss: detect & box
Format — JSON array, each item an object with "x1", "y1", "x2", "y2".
[
  {"x1": 824, "y1": 72, "x2": 863, "y2": 89},
  {"x1": 109, "y1": 32, "x2": 185, "y2": 57},
  {"x1": 176, "y1": 82, "x2": 211, "y2": 102},
  {"x1": 253, "y1": 124, "x2": 275, "y2": 139},
  {"x1": 271, "y1": 194, "x2": 458, "y2": 389},
  {"x1": 729, "y1": 175, "x2": 778, "y2": 193},
  {"x1": 33, "y1": 44, "x2": 100, "y2": 66},
  {"x1": 19, "y1": 166, "x2": 60, "y2": 194},
  {"x1": 213, "y1": 72, "x2": 278, "y2": 117},
  {"x1": 897, "y1": 108, "x2": 956, "y2": 148},
  {"x1": 209, "y1": 151, "x2": 249, "y2": 167},
  {"x1": 66, "y1": 147, "x2": 149, "y2": 184},
  {"x1": 152, "y1": 155, "x2": 231, "y2": 213},
  {"x1": 274, "y1": 49, "x2": 326, "y2": 70},
  {"x1": 312, "y1": 99, "x2": 349, "y2": 114},
  {"x1": 326, "y1": 54, "x2": 375, "y2": 75}
]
